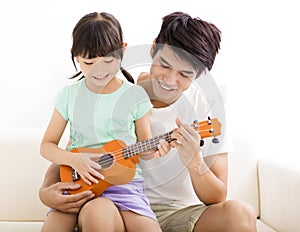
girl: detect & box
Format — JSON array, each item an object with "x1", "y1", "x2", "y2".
[{"x1": 40, "y1": 12, "x2": 166, "y2": 232}]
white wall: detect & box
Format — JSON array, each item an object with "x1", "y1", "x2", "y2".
[{"x1": 1, "y1": 0, "x2": 299, "y2": 163}]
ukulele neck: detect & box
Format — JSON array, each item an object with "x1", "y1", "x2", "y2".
[{"x1": 123, "y1": 131, "x2": 173, "y2": 158}]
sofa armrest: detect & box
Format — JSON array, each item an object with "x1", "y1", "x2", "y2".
[{"x1": 258, "y1": 158, "x2": 300, "y2": 232}]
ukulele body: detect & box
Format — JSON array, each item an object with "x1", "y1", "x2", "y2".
[{"x1": 60, "y1": 139, "x2": 140, "y2": 196}]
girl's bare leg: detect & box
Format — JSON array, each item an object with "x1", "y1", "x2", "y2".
[
  {"x1": 41, "y1": 210, "x2": 77, "y2": 232},
  {"x1": 78, "y1": 197, "x2": 126, "y2": 232}
]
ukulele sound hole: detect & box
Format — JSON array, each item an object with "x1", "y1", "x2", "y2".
[{"x1": 98, "y1": 154, "x2": 114, "y2": 169}]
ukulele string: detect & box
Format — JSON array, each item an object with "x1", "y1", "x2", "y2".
[
  {"x1": 92, "y1": 128, "x2": 212, "y2": 167},
  {"x1": 94, "y1": 132, "x2": 173, "y2": 165}
]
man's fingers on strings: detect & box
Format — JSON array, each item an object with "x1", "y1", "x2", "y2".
[
  {"x1": 157, "y1": 139, "x2": 170, "y2": 157},
  {"x1": 171, "y1": 128, "x2": 183, "y2": 141},
  {"x1": 170, "y1": 140, "x2": 180, "y2": 148},
  {"x1": 182, "y1": 123, "x2": 201, "y2": 139},
  {"x1": 180, "y1": 127, "x2": 196, "y2": 145},
  {"x1": 175, "y1": 117, "x2": 183, "y2": 128}
]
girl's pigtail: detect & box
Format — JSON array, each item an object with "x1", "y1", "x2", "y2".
[
  {"x1": 69, "y1": 71, "x2": 84, "y2": 80},
  {"x1": 120, "y1": 66, "x2": 135, "y2": 84}
]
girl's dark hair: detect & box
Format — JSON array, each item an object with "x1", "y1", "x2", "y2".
[
  {"x1": 70, "y1": 12, "x2": 134, "y2": 83},
  {"x1": 153, "y1": 12, "x2": 221, "y2": 77}
]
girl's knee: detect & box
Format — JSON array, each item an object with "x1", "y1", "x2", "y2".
[
  {"x1": 78, "y1": 197, "x2": 124, "y2": 232},
  {"x1": 81, "y1": 197, "x2": 115, "y2": 213},
  {"x1": 79, "y1": 197, "x2": 117, "y2": 222}
]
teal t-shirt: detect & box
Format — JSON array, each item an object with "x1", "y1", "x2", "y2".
[{"x1": 54, "y1": 79, "x2": 152, "y2": 176}]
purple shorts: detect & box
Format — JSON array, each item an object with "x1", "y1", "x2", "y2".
[
  {"x1": 101, "y1": 178, "x2": 157, "y2": 221},
  {"x1": 48, "y1": 178, "x2": 157, "y2": 221}
]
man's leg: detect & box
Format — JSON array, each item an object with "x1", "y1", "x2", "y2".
[{"x1": 194, "y1": 200, "x2": 257, "y2": 232}]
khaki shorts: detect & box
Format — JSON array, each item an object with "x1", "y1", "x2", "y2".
[{"x1": 151, "y1": 203, "x2": 209, "y2": 232}]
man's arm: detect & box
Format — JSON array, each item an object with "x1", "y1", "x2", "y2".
[
  {"x1": 171, "y1": 118, "x2": 228, "y2": 205},
  {"x1": 189, "y1": 153, "x2": 228, "y2": 204},
  {"x1": 39, "y1": 163, "x2": 95, "y2": 213}
]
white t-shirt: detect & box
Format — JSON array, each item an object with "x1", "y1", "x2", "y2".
[{"x1": 140, "y1": 82, "x2": 231, "y2": 206}]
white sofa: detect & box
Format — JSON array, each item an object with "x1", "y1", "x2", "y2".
[{"x1": 0, "y1": 130, "x2": 299, "y2": 232}]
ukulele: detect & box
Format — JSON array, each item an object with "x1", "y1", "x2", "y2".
[{"x1": 60, "y1": 117, "x2": 221, "y2": 196}]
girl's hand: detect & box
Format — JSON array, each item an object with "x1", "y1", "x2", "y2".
[
  {"x1": 71, "y1": 154, "x2": 105, "y2": 185},
  {"x1": 170, "y1": 118, "x2": 203, "y2": 169}
]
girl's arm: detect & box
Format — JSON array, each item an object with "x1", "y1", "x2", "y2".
[
  {"x1": 134, "y1": 111, "x2": 170, "y2": 160},
  {"x1": 40, "y1": 109, "x2": 103, "y2": 185},
  {"x1": 40, "y1": 109, "x2": 73, "y2": 164}
]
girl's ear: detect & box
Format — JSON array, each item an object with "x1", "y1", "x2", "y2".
[{"x1": 150, "y1": 38, "x2": 156, "y2": 58}]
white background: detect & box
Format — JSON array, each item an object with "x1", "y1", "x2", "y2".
[{"x1": 1, "y1": 0, "x2": 299, "y2": 163}]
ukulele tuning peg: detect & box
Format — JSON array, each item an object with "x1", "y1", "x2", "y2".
[
  {"x1": 207, "y1": 116, "x2": 212, "y2": 125},
  {"x1": 200, "y1": 139, "x2": 204, "y2": 147},
  {"x1": 212, "y1": 137, "x2": 219, "y2": 144},
  {"x1": 193, "y1": 120, "x2": 198, "y2": 128}
]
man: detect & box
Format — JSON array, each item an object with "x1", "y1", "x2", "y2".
[{"x1": 39, "y1": 12, "x2": 257, "y2": 231}]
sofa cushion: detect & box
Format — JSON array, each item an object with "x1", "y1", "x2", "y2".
[
  {"x1": 258, "y1": 158, "x2": 300, "y2": 232},
  {"x1": 0, "y1": 222, "x2": 43, "y2": 232},
  {"x1": 0, "y1": 130, "x2": 49, "y2": 221},
  {"x1": 227, "y1": 134, "x2": 260, "y2": 217}
]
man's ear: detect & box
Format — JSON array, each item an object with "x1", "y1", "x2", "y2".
[
  {"x1": 150, "y1": 38, "x2": 156, "y2": 58},
  {"x1": 122, "y1": 42, "x2": 128, "y2": 53}
]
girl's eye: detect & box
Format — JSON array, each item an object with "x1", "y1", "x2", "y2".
[
  {"x1": 84, "y1": 62, "x2": 93, "y2": 65},
  {"x1": 104, "y1": 58, "x2": 114, "y2": 63}
]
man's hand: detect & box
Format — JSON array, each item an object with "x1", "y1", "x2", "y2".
[
  {"x1": 140, "y1": 139, "x2": 171, "y2": 160},
  {"x1": 170, "y1": 118, "x2": 203, "y2": 170},
  {"x1": 39, "y1": 181, "x2": 95, "y2": 213}
]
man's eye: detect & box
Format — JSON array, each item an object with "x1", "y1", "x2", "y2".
[
  {"x1": 180, "y1": 73, "x2": 189, "y2": 78},
  {"x1": 160, "y1": 63, "x2": 169, "y2": 68}
]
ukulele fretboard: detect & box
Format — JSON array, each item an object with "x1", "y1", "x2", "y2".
[{"x1": 123, "y1": 131, "x2": 173, "y2": 158}]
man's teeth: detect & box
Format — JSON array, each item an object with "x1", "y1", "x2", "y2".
[{"x1": 160, "y1": 82, "x2": 172, "y2": 91}]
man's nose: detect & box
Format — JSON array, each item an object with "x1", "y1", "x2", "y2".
[{"x1": 163, "y1": 68, "x2": 179, "y2": 84}]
